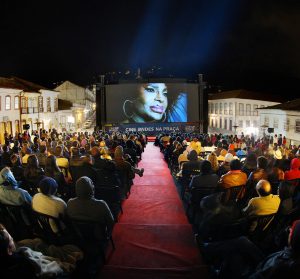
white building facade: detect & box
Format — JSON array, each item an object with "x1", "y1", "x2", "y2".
[
  {"x1": 0, "y1": 77, "x2": 59, "y2": 144},
  {"x1": 259, "y1": 99, "x2": 300, "y2": 146},
  {"x1": 55, "y1": 81, "x2": 96, "y2": 129},
  {"x1": 208, "y1": 90, "x2": 282, "y2": 137}
]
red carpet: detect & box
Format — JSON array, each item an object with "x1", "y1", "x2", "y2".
[{"x1": 100, "y1": 144, "x2": 209, "y2": 279}]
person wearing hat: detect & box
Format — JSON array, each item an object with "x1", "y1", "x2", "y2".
[
  {"x1": 284, "y1": 157, "x2": 300, "y2": 181},
  {"x1": 67, "y1": 176, "x2": 114, "y2": 236},
  {"x1": 0, "y1": 167, "x2": 32, "y2": 206},
  {"x1": 217, "y1": 153, "x2": 234, "y2": 177},
  {"x1": 217, "y1": 149, "x2": 228, "y2": 163},
  {"x1": 32, "y1": 177, "x2": 67, "y2": 233}
]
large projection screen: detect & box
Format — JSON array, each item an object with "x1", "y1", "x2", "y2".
[{"x1": 105, "y1": 83, "x2": 199, "y2": 123}]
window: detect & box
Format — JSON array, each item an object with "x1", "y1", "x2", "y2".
[
  {"x1": 220, "y1": 118, "x2": 222, "y2": 128},
  {"x1": 47, "y1": 97, "x2": 51, "y2": 112},
  {"x1": 38, "y1": 96, "x2": 43, "y2": 112},
  {"x1": 210, "y1": 118, "x2": 213, "y2": 127},
  {"x1": 284, "y1": 118, "x2": 290, "y2": 131},
  {"x1": 274, "y1": 118, "x2": 279, "y2": 129},
  {"x1": 224, "y1": 119, "x2": 228, "y2": 130},
  {"x1": 253, "y1": 105, "x2": 258, "y2": 116},
  {"x1": 295, "y1": 120, "x2": 300, "y2": 133},
  {"x1": 239, "y1": 103, "x2": 244, "y2": 116},
  {"x1": 211, "y1": 103, "x2": 214, "y2": 114},
  {"x1": 264, "y1": 117, "x2": 269, "y2": 126},
  {"x1": 14, "y1": 96, "x2": 19, "y2": 109},
  {"x1": 224, "y1": 103, "x2": 228, "y2": 115},
  {"x1": 246, "y1": 104, "x2": 251, "y2": 116},
  {"x1": 208, "y1": 103, "x2": 211, "y2": 114},
  {"x1": 239, "y1": 120, "x2": 243, "y2": 128},
  {"x1": 5, "y1": 96, "x2": 11, "y2": 110},
  {"x1": 229, "y1": 103, "x2": 233, "y2": 115},
  {"x1": 54, "y1": 98, "x2": 58, "y2": 112},
  {"x1": 246, "y1": 120, "x2": 250, "y2": 127},
  {"x1": 215, "y1": 103, "x2": 218, "y2": 114},
  {"x1": 253, "y1": 120, "x2": 258, "y2": 127},
  {"x1": 219, "y1": 103, "x2": 223, "y2": 114}
]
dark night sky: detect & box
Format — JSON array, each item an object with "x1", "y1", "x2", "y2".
[{"x1": 1, "y1": 0, "x2": 300, "y2": 97}]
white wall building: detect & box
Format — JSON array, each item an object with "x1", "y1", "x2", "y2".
[
  {"x1": 259, "y1": 99, "x2": 300, "y2": 146},
  {"x1": 55, "y1": 81, "x2": 96, "y2": 123},
  {"x1": 208, "y1": 89, "x2": 282, "y2": 137},
  {"x1": 0, "y1": 77, "x2": 59, "y2": 144}
]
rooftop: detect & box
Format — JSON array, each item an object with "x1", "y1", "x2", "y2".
[{"x1": 0, "y1": 76, "x2": 49, "y2": 92}]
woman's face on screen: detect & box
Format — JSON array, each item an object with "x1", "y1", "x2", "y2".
[{"x1": 135, "y1": 83, "x2": 168, "y2": 121}]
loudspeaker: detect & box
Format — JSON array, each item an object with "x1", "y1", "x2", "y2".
[
  {"x1": 23, "y1": 124, "x2": 30, "y2": 130},
  {"x1": 268, "y1": 128, "x2": 274, "y2": 133}
]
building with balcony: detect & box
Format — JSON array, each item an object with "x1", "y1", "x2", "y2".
[
  {"x1": 0, "y1": 77, "x2": 59, "y2": 144},
  {"x1": 259, "y1": 98, "x2": 300, "y2": 146},
  {"x1": 208, "y1": 89, "x2": 284, "y2": 137}
]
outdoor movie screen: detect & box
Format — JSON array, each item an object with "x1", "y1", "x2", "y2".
[{"x1": 105, "y1": 83, "x2": 199, "y2": 124}]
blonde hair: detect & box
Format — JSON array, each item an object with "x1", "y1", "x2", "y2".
[{"x1": 207, "y1": 152, "x2": 219, "y2": 172}]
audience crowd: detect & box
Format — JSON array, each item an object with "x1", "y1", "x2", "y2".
[{"x1": 1, "y1": 127, "x2": 300, "y2": 278}]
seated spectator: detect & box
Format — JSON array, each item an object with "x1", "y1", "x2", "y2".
[
  {"x1": 182, "y1": 150, "x2": 202, "y2": 175},
  {"x1": 32, "y1": 177, "x2": 67, "y2": 233},
  {"x1": 249, "y1": 219, "x2": 300, "y2": 278},
  {"x1": 124, "y1": 140, "x2": 138, "y2": 166},
  {"x1": 268, "y1": 158, "x2": 285, "y2": 184},
  {"x1": 91, "y1": 146, "x2": 116, "y2": 171},
  {"x1": 0, "y1": 223, "x2": 83, "y2": 278},
  {"x1": 243, "y1": 180, "x2": 280, "y2": 217},
  {"x1": 218, "y1": 159, "x2": 247, "y2": 192},
  {"x1": 242, "y1": 153, "x2": 257, "y2": 178},
  {"x1": 0, "y1": 167, "x2": 32, "y2": 206},
  {"x1": 54, "y1": 145, "x2": 69, "y2": 169},
  {"x1": 1, "y1": 144, "x2": 12, "y2": 167},
  {"x1": 245, "y1": 156, "x2": 269, "y2": 199},
  {"x1": 100, "y1": 147, "x2": 112, "y2": 160},
  {"x1": 71, "y1": 155, "x2": 98, "y2": 185},
  {"x1": 24, "y1": 154, "x2": 45, "y2": 191},
  {"x1": 190, "y1": 160, "x2": 219, "y2": 190},
  {"x1": 10, "y1": 154, "x2": 25, "y2": 182},
  {"x1": 22, "y1": 147, "x2": 32, "y2": 165},
  {"x1": 69, "y1": 147, "x2": 83, "y2": 167},
  {"x1": 206, "y1": 152, "x2": 219, "y2": 173},
  {"x1": 35, "y1": 144, "x2": 48, "y2": 168},
  {"x1": 217, "y1": 153, "x2": 234, "y2": 177},
  {"x1": 67, "y1": 176, "x2": 115, "y2": 236},
  {"x1": 217, "y1": 149, "x2": 227, "y2": 163},
  {"x1": 277, "y1": 180, "x2": 296, "y2": 216},
  {"x1": 284, "y1": 158, "x2": 300, "y2": 181}
]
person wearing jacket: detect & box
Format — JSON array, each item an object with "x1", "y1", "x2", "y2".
[{"x1": 284, "y1": 158, "x2": 300, "y2": 181}]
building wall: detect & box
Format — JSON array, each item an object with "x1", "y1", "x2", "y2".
[
  {"x1": 208, "y1": 98, "x2": 280, "y2": 137},
  {"x1": 259, "y1": 109, "x2": 300, "y2": 146}
]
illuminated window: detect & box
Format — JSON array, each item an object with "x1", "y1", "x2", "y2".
[
  {"x1": 224, "y1": 103, "x2": 228, "y2": 115},
  {"x1": 219, "y1": 118, "x2": 222, "y2": 128},
  {"x1": 5, "y1": 96, "x2": 11, "y2": 110},
  {"x1": 239, "y1": 103, "x2": 244, "y2": 116},
  {"x1": 14, "y1": 96, "x2": 19, "y2": 109},
  {"x1": 47, "y1": 97, "x2": 51, "y2": 112},
  {"x1": 295, "y1": 120, "x2": 300, "y2": 133},
  {"x1": 239, "y1": 120, "x2": 243, "y2": 128},
  {"x1": 38, "y1": 96, "x2": 43, "y2": 112},
  {"x1": 54, "y1": 98, "x2": 58, "y2": 111},
  {"x1": 219, "y1": 103, "x2": 223, "y2": 114},
  {"x1": 229, "y1": 103, "x2": 233, "y2": 115},
  {"x1": 246, "y1": 104, "x2": 251, "y2": 116},
  {"x1": 253, "y1": 105, "x2": 258, "y2": 116},
  {"x1": 215, "y1": 103, "x2": 218, "y2": 114},
  {"x1": 284, "y1": 119, "x2": 290, "y2": 131}
]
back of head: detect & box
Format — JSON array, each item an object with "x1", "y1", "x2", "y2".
[
  {"x1": 75, "y1": 176, "x2": 94, "y2": 199},
  {"x1": 290, "y1": 158, "x2": 300, "y2": 170},
  {"x1": 256, "y1": 179, "x2": 272, "y2": 197},
  {"x1": 257, "y1": 156, "x2": 268, "y2": 170},
  {"x1": 39, "y1": 177, "x2": 58, "y2": 196},
  {"x1": 188, "y1": 150, "x2": 198, "y2": 161},
  {"x1": 10, "y1": 154, "x2": 22, "y2": 167},
  {"x1": 278, "y1": 180, "x2": 295, "y2": 200},
  {"x1": 201, "y1": 160, "x2": 212, "y2": 175},
  {"x1": 115, "y1": 145, "x2": 124, "y2": 158},
  {"x1": 230, "y1": 159, "x2": 242, "y2": 171},
  {"x1": 90, "y1": 146, "x2": 100, "y2": 158}
]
